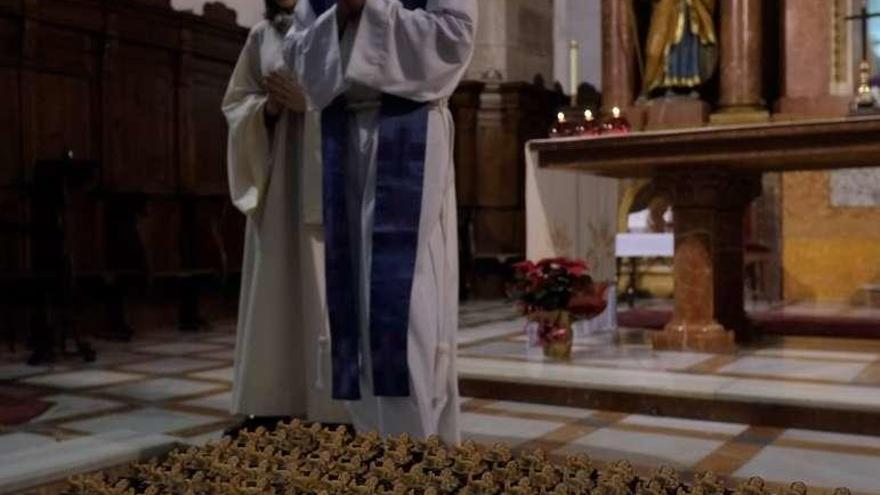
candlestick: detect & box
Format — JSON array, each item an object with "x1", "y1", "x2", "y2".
[
  {"x1": 845, "y1": 1, "x2": 880, "y2": 112},
  {"x1": 583, "y1": 109, "x2": 600, "y2": 136},
  {"x1": 569, "y1": 40, "x2": 579, "y2": 107},
  {"x1": 602, "y1": 106, "x2": 631, "y2": 134}
]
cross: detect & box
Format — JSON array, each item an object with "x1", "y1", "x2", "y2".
[{"x1": 845, "y1": 1, "x2": 880, "y2": 64}]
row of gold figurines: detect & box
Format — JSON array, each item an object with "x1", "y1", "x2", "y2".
[{"x1": 65, "y1": 420, "x2": 849, "y2": 495}]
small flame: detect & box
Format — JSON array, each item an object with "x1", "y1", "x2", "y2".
[
  {"x1": 612, "y1": 107, "x2": 621, "y2": 118},
  {"x1": 557, "y1": 112, "x2": 566, "y2": 123},
  {"x1": 584, "y1": 109, "x2": 594, "y2": 121}
]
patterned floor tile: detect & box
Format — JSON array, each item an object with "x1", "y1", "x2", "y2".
[
  {"x1": 778, "y1": 429, "x2": 880, "y2": 450},
  {"x1": 181, "y1": 429, "x2": 226, "y2": 447},
  {"x1": 204, "y1": 335, "x2": 237, "y2": 345},
  {"x1": 21, "y1": 370, "x2": 143, "y2": 390},
  {"x1": 0, "y1": 433, "x2": 57, "y2": 457},
  {"x1": 32, "y1": 394, "x2": 126, "y2": 423},
  {"x1": 61, "y1": 407, "x2": 220, "y2": 436},
  {"x1": 0, "y1": 363, "x2": 59, "y2": 381},
  {"x1": 557, "y1": 428, "x2": 726, "y2": 469},
  {"x1": 460, "y1": 412, "x2": 564, "y2": 447},
  {"x1": 137, "y1": 342, "x2": 226, "y2": 356},
  {"x1": 619, "y1": 414, "x2": 749, "y2": 436},
  {"x1": 102, "y1": 378, "x2": 225, "y2": 402},
  {"x1": 181, "y1": 391, "x2": 232, "y2": 412},
  {"x1": 189, "y1": 367, "x2": 234, "y2": 382},
  {"x1": 118, "y1": 357, "x2": 222, "y2": 375},
  {"x1": 78, "y1": 351, "x2": 152, "y2": 368},
  {"x1": 573, "y1": 350, "x2": 714, "y2": 371},
  {"x1": 734, "y1": 446, "x2": 880, "y2": 493},
  {"x1": 196, "y1": 349, "x2": 235, "y2": 361},
  {"x1": 750, "y1": 348, "x2": 879, "y2": 363},
  {"x1": 488, "y1": 401, "x2": 594, "y2": 420},
  {"x1": 718, "y1": 356, "x2": 869, "y2": 382}
]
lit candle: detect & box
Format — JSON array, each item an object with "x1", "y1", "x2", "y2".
[
  {"x1": 558, "y1": 112, "x2": 566, "y2": 123},
  {"x1": 584, "y1": 109, "x2": 594, "y2": 121},
  {"x1": 612, "y1": 106, "x2": 621, "y2": 119},
  {"x1": 569, "y1": 39, "x2": 579, "y2": 107}
]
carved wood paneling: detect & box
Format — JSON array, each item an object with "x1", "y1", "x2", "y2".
[
  {"x1": 453, "y1": 81, "x2": 558, "y2": 261},
  {"x1": 0, "y1": 192, "x2": 28, "y2": 272},
  {"x1": 184, "y1": 58, "x2": 232, "y2": 193},
  {"x1": 28, "y1": 72, "x2": 94, "y2": 162},
  {"x1": 0, "y1": 17, "x2": 20, "y2": 66},
  {"x1": 105, "y1": 46, "x2": 177, "y2": 191},
  {"x1": 1, "y1": 0, "x2": 248, "y2": 279},
  {"x1": 0, "y1": 69, "x2": 22, "y2": 185},
  {"x1": 450, "y1": 81, "x2": 482, "y2": 209}
]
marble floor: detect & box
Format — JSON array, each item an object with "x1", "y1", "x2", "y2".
[
  {"x1": 0, "y1": 301, "x2": 878, "y2": 493},
  {"x1": 458, "y1": 301, "x2": 880, "y2": 417}
]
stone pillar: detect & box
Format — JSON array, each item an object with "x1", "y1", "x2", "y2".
[
  {"x1": 601, "y1": 0, "x2": 636, "y2": 114},
  {"x1": 713, "y1": 0, "x2": 768, "y2": 122},
  {"x1": 653, "y1": 172, "x2": 762, "y2": 351},
  {"x1": 466, "y1": 0, "x2": 554, "y2": 84}
]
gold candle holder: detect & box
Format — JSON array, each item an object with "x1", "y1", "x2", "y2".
[{"x1": 852, "y1": 60, "x2": 879, "y2": 112}]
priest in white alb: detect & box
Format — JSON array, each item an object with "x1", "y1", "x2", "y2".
[
  {"x1": 222, "y1": 0, "x2": 347, "y2": 433},
  {"x1": 284, "y1": 0, "x2": 476, "y2": 444}
]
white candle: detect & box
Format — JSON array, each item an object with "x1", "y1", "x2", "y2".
[{"x1": 569, "y1": 39, "x2": 579, "y2": 107}]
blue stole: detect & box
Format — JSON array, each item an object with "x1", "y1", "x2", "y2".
[{"x1": 311, "y1": 0, "x2": 429, "y2": 400}]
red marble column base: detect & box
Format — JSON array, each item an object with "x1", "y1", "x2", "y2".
[
  {"x1": 652, "y1": 172, "x2": 763, "y2": 352},
  {"x1": 653, "y1": 321, "x2": 736, "y2": 353}
]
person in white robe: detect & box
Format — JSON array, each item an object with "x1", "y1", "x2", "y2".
[
  {"x1": 284, "y1": 0, "x2": 476, "y2": 444},
  {"x1": 222, "y1": 0, "x2": 348, "y2": 429}
]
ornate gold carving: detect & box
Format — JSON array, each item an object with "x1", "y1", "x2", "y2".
[{"x1": 64, "y1": 421, "x2": 837, "y2": 495}]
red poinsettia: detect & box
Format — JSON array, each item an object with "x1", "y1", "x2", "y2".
[{"x1": 508, "y1": 257, "x2": 607, "y2": 319}]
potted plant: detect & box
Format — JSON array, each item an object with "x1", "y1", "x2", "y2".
[{"x1": 509, "y1": 258, "x2": 608, "y2": 360}]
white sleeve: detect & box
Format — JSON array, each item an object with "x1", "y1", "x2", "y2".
[
  {"x1": 222, "y1": 27, "x2": 271, "y2": 215},
  {"x1": 284, "y1": 1, "x2": 348, "y2": 110},
  {"x1": 345, "y1": 0, "x2": 476, "y2": 102}
]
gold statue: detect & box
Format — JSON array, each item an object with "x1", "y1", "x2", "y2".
[{"x1": 642, "y1": 0, "x2": 718, "y2": 96}]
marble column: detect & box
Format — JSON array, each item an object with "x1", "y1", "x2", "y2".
[
  {"x1": 776, "y1": 0, "x2": 849, "y2": 118},
  {"x1": 601, "y1": 0, "x2": 636, "y2": 114},
  {"x1": 716, "y1": 0, "x2": 765, "y2": 114},
  {"x1": 466, "y1": 0, "x2": 554, "y2": 83},
  {"x1": 653, "y1": 172, "x2": 762, "y2": 352}
]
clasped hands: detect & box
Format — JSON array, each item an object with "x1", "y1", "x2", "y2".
[
  {"x1": 265, "y1": 71, "x2": 306, "y2": 117},
  {"x1": 266, "y1": 0, "x2": 367, "y2": 116}
]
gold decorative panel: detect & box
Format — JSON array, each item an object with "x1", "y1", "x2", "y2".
[{"x1": 783, "y1": 171, "x2": 880, "y2": 301}]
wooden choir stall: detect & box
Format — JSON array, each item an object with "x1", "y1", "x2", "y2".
[{"x1": 0, "y1": 0, "x2": 248, "y2": 363}]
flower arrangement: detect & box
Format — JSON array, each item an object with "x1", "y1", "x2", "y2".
[
  {"x1": 509, "y1": 258, "x2": 606, "y2": 316},
  {"x1": 508, "y1": 257, "x2": 608, "y2": 358}
]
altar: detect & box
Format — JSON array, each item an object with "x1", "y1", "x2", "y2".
[{"x1": 527, "y1": 116, "x2": 880, "y2": 351}]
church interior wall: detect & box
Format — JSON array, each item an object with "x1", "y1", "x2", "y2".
[
  {"x1": 782, "y1": 171, "x2": 880, "y2": 303},
  {"x1": 554, "y1": 0, "x2": 602, "y2": 92},
  {"x1": 776, "y1": 0, "x2": 880, "y2": 303},
  {"x1": 0, "y1": 0, "x2": 249, "y2": 338},
  {"x1": 465, "y1": 0, "x2": 555, "y2": 83}
]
